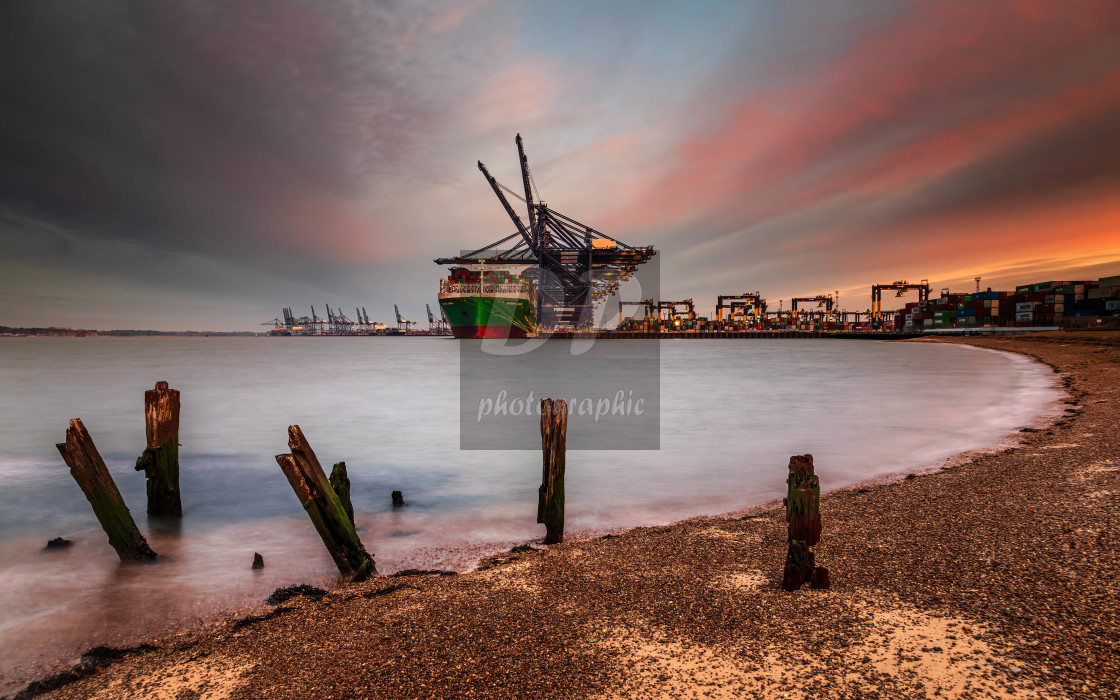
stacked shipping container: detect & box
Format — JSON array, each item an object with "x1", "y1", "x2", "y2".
[{"x1": 897, "y1": 275, "x2": 1120, "y2": 330}]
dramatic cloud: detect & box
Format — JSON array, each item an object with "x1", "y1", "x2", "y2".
[
  {"x1": 1, "y1": 0, "x2": 1118, "y2": 328},
  {"x1": 595, "y1": 0, "x2": 1120, "y2": 306}
]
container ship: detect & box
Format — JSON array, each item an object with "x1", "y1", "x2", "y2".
[{"x1": 438, "y1": 265, "x2": 537, "y2": 339}]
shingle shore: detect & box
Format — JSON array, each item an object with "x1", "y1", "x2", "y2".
[{"x1": 26, "y1": 331, "x2": 1120, "y2": 699}]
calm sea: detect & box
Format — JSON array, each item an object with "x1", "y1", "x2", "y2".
[{"x1": 0, "y1": 336, "x2": 1062, "y2": 688}]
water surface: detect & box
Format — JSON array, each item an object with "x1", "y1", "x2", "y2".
[{"x1": 0, "y1": 336, "x2": 1062, "y2": 689}]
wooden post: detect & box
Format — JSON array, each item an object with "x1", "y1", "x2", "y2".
[
  {"x1": 329, "y1": 461, "x2": 354, "y2": 525},
  {"x1": 276, "y1": 425, "x2": 373, "y2": 580},
  {"x1": 782, "y1": 453, "x2": 828, "y2": 591},
  {"x1": 56, "y1": 419, "x2": 157, "y2": 562},
  {"x1": 134, "y1": 381, "x2": 181, "y2": 518},
  {"x1": 538, "y1": 398, "x2": 567, "y2": 545}
]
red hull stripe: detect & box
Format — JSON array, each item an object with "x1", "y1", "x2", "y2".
[{"x1": 450, "y1": 325, "x2": 529, "y2": 339}]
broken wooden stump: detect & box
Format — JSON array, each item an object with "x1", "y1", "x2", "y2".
[
  {"x1": 56, "y1": 419, "x2": 157, "y2": 562},
  {"x1": 276, "y1": 425, "x2": 373, "y2": 580},
  {"x1": 782, "y1": 453, "x2": 828, "y2": 591},
  {"x1": 134, "y1": 381, "x2": 182, "y2": 518},
  {"x1": 810, "y1": 565, "x2": 830, "y2": 590},
  {"x1": 538, "y1": 398, "x2": 567, "y2": 545},
  {"x1": 328, "y1": 461, "x2": 354, "y2": 525},
  {"x1": 782, "y1": 540, "x2": 812, "y2": 591}
]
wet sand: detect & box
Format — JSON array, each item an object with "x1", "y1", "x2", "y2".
[{"x1": 14, "y1": 331, "x2": 1120, "y2": 699}]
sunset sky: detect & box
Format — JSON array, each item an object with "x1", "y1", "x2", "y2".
[{"x1": 2, "y1": 0, "x2": 1119, "y2": 330}]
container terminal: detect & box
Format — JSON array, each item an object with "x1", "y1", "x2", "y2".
[
  {"x1": 272, "y1": 133, "x2": 1120, "y2": 338},
  {"x1": 605, "y1": 274, "x2": 1120, "y2": 336},
  {"x1": 265, "y1": 272, "x2": 1120, "y2": 338},
  {"x1": 428, "y1": 133, "x2": 1120, "y2": 338},
  {"x1": 263, "y1": 304, "x2": 450, "y2": 336}
]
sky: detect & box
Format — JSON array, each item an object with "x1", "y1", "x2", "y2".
[{"x1": 2, "y1": 0, "x2": 1119, "y2": 331}]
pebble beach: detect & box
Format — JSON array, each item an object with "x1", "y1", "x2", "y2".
[{"x1": 12, "y1": 331, "x2": 1120, "y2": 700}]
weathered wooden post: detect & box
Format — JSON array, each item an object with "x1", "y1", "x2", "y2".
[
  {"x1": 134, "y1": 381, "x2": 182, "y2": 518},
  {"x1": 56, "y1": 419, "x2": 157, "y2": 562},
  {"x1": 782, "y1": 453, "x2": 828, "y2": 591},
  {"x1": 329, "y1": 461, "x2": 354, "y2": 525},
  {"x1": 538, "y1": 398, "x2": 567, "y2": 545},
  {"x1": 276, "y1": 426, "x2": 373, "y2": 580}
]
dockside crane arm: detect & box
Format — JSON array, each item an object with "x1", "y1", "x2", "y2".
[
  {"x1": 478, "y1": 161, "x2": 534, "y2": 250},
  {"x1": 515, "y1": 134, "x2": 538, "y2": 244}
]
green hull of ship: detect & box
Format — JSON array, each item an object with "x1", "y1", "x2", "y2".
[{"x1": 439, "y1": 295, "x2": 536, "y2": 339}]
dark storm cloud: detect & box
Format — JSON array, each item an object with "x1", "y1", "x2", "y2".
[{"x1": 0, "y1": 1, "x2": 445, "y2": 264}]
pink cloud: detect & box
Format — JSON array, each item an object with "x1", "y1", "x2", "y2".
[
  {"x1": 470, "y1": 62, "x2": 558, "y2": 130},
  {"x1": 600, "y1": 0, "x2": 1120, "y2": 240}
]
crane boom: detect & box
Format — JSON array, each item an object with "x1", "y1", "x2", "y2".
[
  {"x1": 478, "y1": 161, "x2": 533, "y2": 249},
  {"x1": 515, "y1": 133, "x2": 537, "y2": 244}
]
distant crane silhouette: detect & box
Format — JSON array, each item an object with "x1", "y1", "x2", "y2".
[
  {"x1": 426, "y1": 304, "x2": 449, "y2": 332},
  {"x1": 394, "y1": 305, "x2": 416, "y2": 332}
]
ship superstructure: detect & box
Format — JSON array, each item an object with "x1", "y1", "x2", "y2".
[{"x1": 435, "y1": 134, "x2": 657, "y2": 331}]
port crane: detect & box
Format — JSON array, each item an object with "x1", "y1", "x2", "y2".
[
  {"x1": 266, "y1": 305, "x2": 386, "y2": 335},
  {"x1": 336, "y1": 308, "x2": 358, "y2": 334},
  {"x1": 871, "y1": 279, "x2": 929, "y2": 327},
  {"x1": 434, "y1": 134, "x2": 657, "y2": 330},
  {"x1": 325, "y1": 305, "x2": 348, "y2": 335},
  {"x1": 394, "y1": 305, "x2": 416, "y2": 332},
  {"x1": 791, "y1": 295, "x2": 834, "y2": 324},
  {"x1": 657, "y1": 299, "x2": 696, "y2": 327},
  {"x1": 426, "y1": 304, "x2": 449, "y2": 333},
  {"x1": 618, "y1": 299, "x2": 656, "y2": 326},
  {"x1": 716, "y1": 293, "x2": 766, "y2": 323}
]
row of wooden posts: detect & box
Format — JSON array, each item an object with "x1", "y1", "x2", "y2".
[
  {"x1": 53, "y1": 384, "x2": 571, "y2": 580},
  {"x1": 56, "y1": 383, "x2": 825, "y2": 590}
]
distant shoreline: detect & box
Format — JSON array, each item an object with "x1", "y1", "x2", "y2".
[{"x1": 0, "y1": 327, "x2": 257, "y2": 337}]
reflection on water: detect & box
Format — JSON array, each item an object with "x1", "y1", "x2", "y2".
[{"x1": 0, "y1": 337, "x2": 1062, "y2": 689}]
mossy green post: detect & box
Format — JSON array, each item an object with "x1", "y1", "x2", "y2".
[
  {"x1": 538, "y1": 398, "x2": 567, "y2": 545},
  {"x1": 782, "y1": 453, "x2": 827, "y2": 591},
  {"x1": 276, "y1": 426, "x2": 373, "y2": 580},
  {"x1": 135, "y1": 381, "x2": 182, "y2": 518},
  {"x1": 329, "y1": 461, "x2": 354, "y2": 525},
  {"x1": 57, "y1": 418, "x2": 157, "y2": 562}
]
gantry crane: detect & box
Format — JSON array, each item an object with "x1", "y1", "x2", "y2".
[
  {"x1": 394, "y1": 305, "x2": 416, "y2": 332},
  {"x1": 871, "y1": 279, "x2": 930, "y2": 326},
  {"x1": 426, "y1": 304, "x2": 449, "y2": 333},
  {"x1": 716, "y1": 292, "x2": 766, "y2": 324},
  {"x1": 657, "y1": 299, "x2": 696, "y2": 327},
  {"x1": 309, "y1": 305, "x2": 324, "y2": 334},
  {"x1": 618, "y1": 299, "x2": 656, "y2": 326},
  {"x1": 791, "y1": 295, "x2": 834, "y2": 324},
  {"x1": 434, "y1": 134, "x2": 657, "y2": 330},
  {"x1": 324, "y1": 304, "x2": 347, "y2": 335}
]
